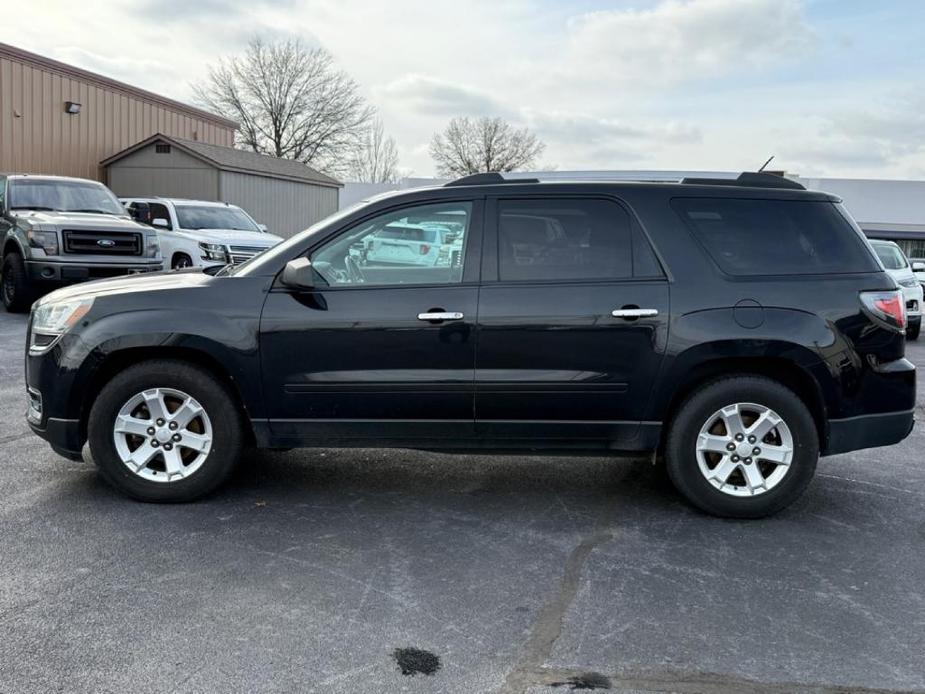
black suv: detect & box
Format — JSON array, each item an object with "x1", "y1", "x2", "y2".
[{"x1": 25, "y1": 172, "x2": 916, "y2": 517}]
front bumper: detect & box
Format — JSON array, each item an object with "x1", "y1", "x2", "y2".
[
  {"x1": 28, "y1": 416, "x2": 84, "y2": 461},
  {"x1": 25, "y1": 260, "x2": 162, "y2": 283}
]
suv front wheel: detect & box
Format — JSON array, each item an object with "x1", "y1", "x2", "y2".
[
  {"x1": 665, "y1": 376, "x2": 819, "y2": 518},
  {"x1": 88, "y1": 359, "x2": 245, "y2": 502}
]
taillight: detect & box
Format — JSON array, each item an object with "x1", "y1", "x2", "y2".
[
  {"x1": 860, "y1": 290, "x2": 906, "y2": 331},
  {"x1": 419, "y1": 244, "x2": 431, "y2": 255}
]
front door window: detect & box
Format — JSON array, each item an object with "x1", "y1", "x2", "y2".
[{"x1": 312, "y1": 202, "x2": 472, "y2": 286}]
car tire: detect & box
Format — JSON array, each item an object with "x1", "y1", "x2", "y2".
[
  {"x1": 907, "y1": 320, "x2": 920, "y2": 341},
  {"x1": 2, "y1": 252, "x2": 36, "y2": 313},
  {"x1": 88, "y1": 359, "x2": 245, "y2": 502},
  {"x1": 172, "y1": 253, "x2": 194, "y2": 270},
  {"x1": 664, "y1": 375, "x2": 818, "y2": 518}
]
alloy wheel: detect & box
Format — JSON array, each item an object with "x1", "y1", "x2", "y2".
[
  {"x1": 695, "y1": 402, "x2": 794, "y2": 497},
  {"x1": 112, "y1": 387, "x2": 213, "y2": 482}
]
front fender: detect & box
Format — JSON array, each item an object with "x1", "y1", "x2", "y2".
[{"x1": 57, "y1": 306, "x2": 264, "y2": 422}]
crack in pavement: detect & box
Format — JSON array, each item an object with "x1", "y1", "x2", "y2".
[
  {"x1": 523, "y1": 665, "x2": 925, "y2": 694},
  {"x1": 499, "y1": 525, "x2": 615, "y2": 694}
]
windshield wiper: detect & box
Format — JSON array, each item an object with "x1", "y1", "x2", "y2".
[
  {"x1": 71, "y1": 208, "x2": 115, "y2": 214},
  {"x1": 10, "y1": 206, "x2": 56, "y2": 211}
]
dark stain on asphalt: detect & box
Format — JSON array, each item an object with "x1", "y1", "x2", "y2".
[
  {"x1": 393, "y1": 647, "x2": 441, "y2": 676},
  {"x1": 550, "y1": 672, "x2": 612, "y2": 690}
]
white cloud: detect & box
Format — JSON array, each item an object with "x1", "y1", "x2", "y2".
[
  {"x1": 561, "y1": 0, "x2": 815, "y2": 87},
  {"x1": 377, "y1": 75, "x2": 506, "y2": 117}
]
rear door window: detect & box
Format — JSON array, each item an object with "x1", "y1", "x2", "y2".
[
  {"x1": 672, "y1": 198, "x2": 878, "y2": 276},
  {"x1": 497, "y1": 198, "x2": 660, "y2": 281}
]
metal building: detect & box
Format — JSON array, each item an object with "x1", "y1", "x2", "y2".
[
  {"x1": 103, "y1": 134, "x2": 341, "y2": 238},
  {"x1": 0, "y1": 42, "x2": 236, "y2": 181}
]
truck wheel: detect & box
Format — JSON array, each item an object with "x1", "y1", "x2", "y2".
[
  {"x1": 88, "y1": 359, "x2": 245, "y2": 502},
  {"x1": 1, "y1": 252, "x2": 36, "y2": 313},
  {"x1": 172, "y1": 253, "x2": 193, "y2": 269},
  {"x1": 908, "y1": 320, "x2": 921, "y2": 341},
  {"x1": 664, "y1": 375, "x2": 818, "y2": 518}
]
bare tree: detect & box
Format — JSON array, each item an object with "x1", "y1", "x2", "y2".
[
  {"x1": 346, "y1": 118, "x2": 400, "y2": 183},
  {"x1": 429, "y1": 116, "x2": 545, "y2": 177},
  {"x1": 193, "y1": 38, "x2": 373, "y2": 177}
]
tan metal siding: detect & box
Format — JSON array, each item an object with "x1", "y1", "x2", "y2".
[
  {"x1": 0, "y1": 51, "x2": 235, "y2": 181},
  {"x1": 219, "y1": 171, "x2": 339, "y2": 238},
  {"x1": 107, "y1": 145, "x2": 219, "y2": 199}
]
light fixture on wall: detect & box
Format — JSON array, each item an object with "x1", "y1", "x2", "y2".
[{"x1": 64, "y1": 101, "x2": 81, "y2": 115}]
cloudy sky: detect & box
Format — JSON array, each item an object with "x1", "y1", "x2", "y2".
[{"x1": 9, "y1": 0, "x2": 925, "y2": 178}]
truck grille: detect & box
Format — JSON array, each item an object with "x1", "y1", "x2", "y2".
[
  {"x1": 63, "y1": 230, "x2": 142, "y2": 256},
  {"x1": 228, "y1": 245, "x2": 268, "y2": 264}
]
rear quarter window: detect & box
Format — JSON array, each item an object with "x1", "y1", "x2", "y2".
[{"x1": 672, "y1": 198, "x2": 878, "y2": 276}]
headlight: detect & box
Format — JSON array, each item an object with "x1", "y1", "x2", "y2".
[
  {"x1": 146, "y1": 235, "x2": 161, "y2": 258},
  {"x1": 27, "y1": 230, "x2": 59, "y2": 256},
  {"x1": 30, "y1": 298, "x2": 94, "y2": 354},
  {"x1": 199, "y1": 242, "x2": 228, "y2": 262},
  {"x1": 899, "y1": 277, "x2": 919, "y2": 288}
]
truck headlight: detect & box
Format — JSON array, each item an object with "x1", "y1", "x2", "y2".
[
  {"x1": 27, "y1": 230, "x2": 59, "y2": 256},
  {"x1": 146, "y1": 235, "x2": 161, "y2": 258},
  {"x1": 30, "y1": 297, "x2": 94, "y2": 354},
  {"x1": 199, "y1": 242, "x2": 228, "y2": 262}
]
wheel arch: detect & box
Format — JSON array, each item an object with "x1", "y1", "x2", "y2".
[
  {"x1": 3, "y1": 236, "x2": 25, "y2": 258},
  {"x1": 78, "y1": 346, "x2": 257, "y2": 447},
  {"x1": 655, "y1": 353, "x2": 828, "y2": 451}
]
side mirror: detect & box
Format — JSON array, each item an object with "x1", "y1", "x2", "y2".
[
  {"x1": 912, "y1": 261, "x2": 925, "y2": 272},
  {"x1": 281, "y1": 257, "x2": 315, "y2": 289},
  {"x1": 152, "y1": 218, "x2": 170, "y2": 229},
  {"x1": 257, "y1": 223, "x2": 268, "y2": 233},
  {"x1": 129, "y1": 202, "x2": 151, "y2": 224}
]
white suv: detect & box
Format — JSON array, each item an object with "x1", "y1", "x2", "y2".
[
  {"x1": 362, "y1": 221, "x2": 464, "y2": 268},
  {"x1": 870, "y1": 240, "x2": 922, "y2": 341},
  {"x1": 121, "y1": 198, "x2": 283, "y2": 269}
]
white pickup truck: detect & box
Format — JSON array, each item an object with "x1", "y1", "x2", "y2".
[{"x1": 121, "y1": 197, "x2": 282, "y2": 269}]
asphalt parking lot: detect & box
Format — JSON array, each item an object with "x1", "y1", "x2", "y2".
[{"x1": 1, "y1": 310, "x2": 923, "y2": 694}]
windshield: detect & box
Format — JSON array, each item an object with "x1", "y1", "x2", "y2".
[
  {"x1": 872, "y1": 242, "x2": 908, "y2": 270},
  {"x1": 232, "y1": 200, "x2": 369, "y2": 276},
  {"x1": 175, "y1": 205, "x2": 260, "y2": 232},
  {"x1": 9, "y1": 179, "x2": 125, "y2": 215}
]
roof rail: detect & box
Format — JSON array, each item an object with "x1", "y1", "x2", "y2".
[
  {"x1": 680, "y1": 172, "x2": 805, "y2": 191},
  {"x1": 444, "y1": 172, "x2": 540, "y2": 187}
]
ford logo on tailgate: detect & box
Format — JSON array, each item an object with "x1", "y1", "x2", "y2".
[{"x1": 97, "y1": 239, "x2": 116, "y2": 248}]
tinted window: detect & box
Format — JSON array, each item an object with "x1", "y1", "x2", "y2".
[
  {"x1": 9, "y1": 179, "x2": 124, "y2": 215},
  {"x1": 149, "y1": 203, "x2": 173, "y2": 230},
  {"x1": 498, "y1": 199, "x2": 635, "y2": 281},
  {"x1": 175, "y1": 205, "x2": 259, "y2": 232},
  {"x1": 672, "y1": 198, "x2": 878, "y2": 276},
  {"x1": 312, "y1": 202, "x2": 472, "y2": 286},
  {"x1": 871, "y1": 242, "x2": 908, "y2": 270}
]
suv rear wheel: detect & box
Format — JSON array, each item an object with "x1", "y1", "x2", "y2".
[
  {"x1": 88, "y1": 359, "x2": 244, "y2": 502},
  {"x1": 665, "y1": 376, "x2": 818, "y2": 518},
  {"x1": 2, "y1": 252, "x2": 36, "y2": 313}
]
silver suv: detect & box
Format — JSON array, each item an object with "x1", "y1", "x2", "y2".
[{"x1": 0, "y1": 175, "x2": 162, "y2": 312}]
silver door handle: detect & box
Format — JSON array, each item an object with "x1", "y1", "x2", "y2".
[
  {"x1": 612, "y1": 308, "x2": 659, "y2": 318},
  {"x1": 417, "y1": 311, "x2": 464, "y2": 321}
]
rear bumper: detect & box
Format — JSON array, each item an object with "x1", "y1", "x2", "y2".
[
  {"x1": 25, "y1": 260, "x2": 162, "y2": 283},
  {"x1": 825, "y1": 409, "x2": 916, "y2": 456}
]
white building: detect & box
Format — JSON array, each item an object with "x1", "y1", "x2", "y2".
[{"x1": 342, "y1": 171, "x2": 925, "y2": 260}]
